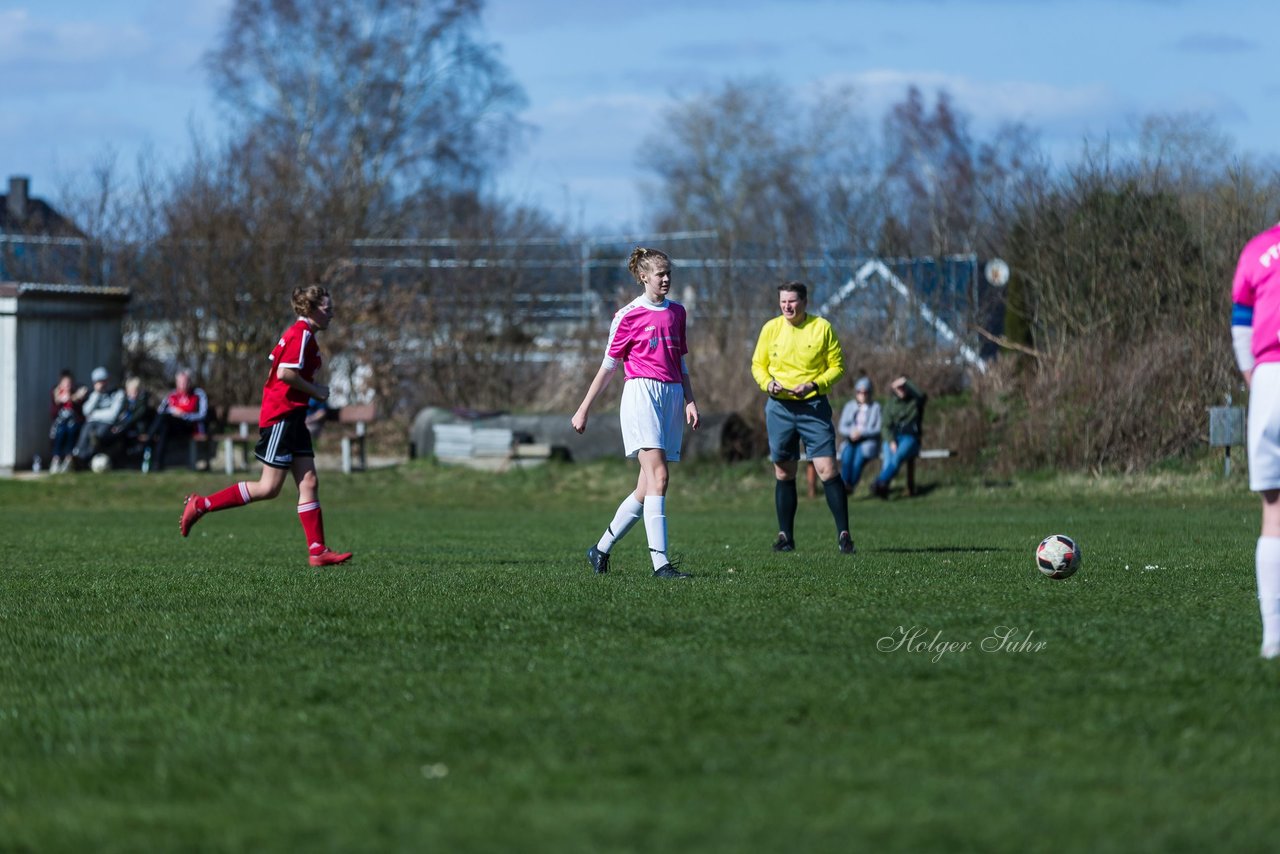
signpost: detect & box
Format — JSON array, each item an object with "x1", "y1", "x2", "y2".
[{"x1": 1209, "y1": 394, "x2": 1245, "y2": 477}]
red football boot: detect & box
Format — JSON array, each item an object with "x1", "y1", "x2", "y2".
[
  {"x1": 180, "y1": 494, "x2": 206, "y2": 537},
  {"x1": 309, "y1": 549, "x2": 353, "y2": 567}
]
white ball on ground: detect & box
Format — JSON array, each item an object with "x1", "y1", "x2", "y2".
[
  {"x1": 1036, "y1": 534, "x2": 1081, "y2": 579},
  {"x1": 90, "y1": 453, "x2": 112, "y2": 473}
]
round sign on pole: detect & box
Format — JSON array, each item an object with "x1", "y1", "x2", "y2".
[{"x1": 985, "y1": 258, "x2": 1009, "y2": 287}]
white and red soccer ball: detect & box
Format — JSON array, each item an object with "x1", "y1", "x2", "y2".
[{"x1": 1036, "y1": 534, "x2": 1081, "y2": 580}]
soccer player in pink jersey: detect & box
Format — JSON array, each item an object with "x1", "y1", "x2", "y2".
[
  {"x1": 572, "y1": 247, "x2": 700, "y2": 578},
  {"x1": 179, "y1": 285, "x2": 352, "y2": 567},
  {"x1": 1231, "y1": 221, "x2": 1280, "y2": 658}
]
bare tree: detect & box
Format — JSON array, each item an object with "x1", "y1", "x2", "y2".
[
  {"x1": 205, "y1": 0, "x2": 527, "y2": 238},
  {"x1": 82, "y1": 0, "x2": 539, "y2": 423},
  {"x1": 1134, "y1": 112, "x2": 1232, "y2": 195},
  {"x1": 637, "y1": 78, "x2": 880, "y2": 412},
  {"x1": 641, "y1": 78, "x2": 877, "y2": 262},
  {"x1": 336, "y1": 199, "x2": 572, "y2": 416},
  {"x1": 984, "y1": 135, "x2": 1280, "y2": 471},
  {"x1": 880, "y1": 85, "x2": 1045, "y2": 260}
]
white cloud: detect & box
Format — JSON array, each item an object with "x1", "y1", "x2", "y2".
[
  {"x1": 0, "y1": 8, "x2": 149, "y2": 64},
  {"x1": 504, "y1": 69, "x2": 1136, "y2": 226},
  {"x1": 0, "y1": 2, "x2": 227, "y2": 99},
  {"x1": 485, "y1": 0, "x2": 763, "y2": 33},
  {"x1": 1174, "y1": 33, "x2": 1259, "y2": 54},
  {"x1": 145, "y1": 0, "x2": 233, "y2": 30},
  {"x1": 0, "y1": 2, "x2": 224, "y2": 191},
  {"x1": 528, "y1": 92, "x2": 668, "y2": 159},
  {"x1": 823, "y1": 68, "x2": 1128, "y2": 138},
  {"x1": 500, "y1": 92, "x2": 672, "y2": 227},
  {"x1": 661, "y1": 39, "x2": 785, "y2": 63}
]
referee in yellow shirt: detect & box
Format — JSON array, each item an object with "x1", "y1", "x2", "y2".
[{"x1": 751, "y1": 281, "x2": 854, "y2": 555}]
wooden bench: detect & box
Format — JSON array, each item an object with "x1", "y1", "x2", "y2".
[
  {"x1": 189, "y1": 429, "x2": 212, "y2": 471},
  {"x1": 512, "y1": 441, "x2": 553, "y2": 463},
  {"x1": 145, "y1": 427, "x2": 214, "y2": 472},
  {"x1": 218, "y1": 405, "x2": 261, "y2": 475},
  {"x1": 217, "y1": 403, "x2": 377, "y2": 474},
  {"x1": 906, "y1": 448, "x2": 953, "y2": 496},
  {"x1": 804, "y1": 446, "x2": 954, "y2": 497},
  {"x1": 339, "y1": 403, "x2": 376, "y2": 474}
]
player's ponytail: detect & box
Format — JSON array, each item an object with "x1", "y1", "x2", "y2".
[
  {"x1": 291, "y1": 284, "x2": 330, "y2": 317},
  {"x1": 627, "y1": 247, "x2": 670, "y2": 284}
]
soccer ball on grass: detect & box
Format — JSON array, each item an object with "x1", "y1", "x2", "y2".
[
  {"x1": 1036, "y1": 534, "x2": 1080, "y2": 579},
  {"x1": 90, "y1": 453, "x2": 112, "y2": 474}
]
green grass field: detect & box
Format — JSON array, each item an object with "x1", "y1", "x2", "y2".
[{"x1": 2, "y1": 460, "x2": 1276, "y2": 852}]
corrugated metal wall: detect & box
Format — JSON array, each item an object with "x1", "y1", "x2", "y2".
[{"x1": 0, "y1": 287, "x2": 128, "y2": 471}]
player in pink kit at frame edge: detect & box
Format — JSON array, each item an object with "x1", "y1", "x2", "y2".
[
  {"x1": 179, "y1": 284, "x2": 352, "y2": 567},
  {"x1": 572, "y1": 246, "x2": 700, "y2": 579},
  {"x1": 1231, "y1": 220, "x2": 1280, "y2": 658}
]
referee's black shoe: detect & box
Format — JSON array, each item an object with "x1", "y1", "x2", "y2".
[
  {"x1": 772, "y1": 533, "x2": 795, "y2": 552},
  {"x1": 838, "y1": 531, "x2": 856, "y2": 555}
]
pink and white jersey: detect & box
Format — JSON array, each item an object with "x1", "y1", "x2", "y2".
[
  {"x1": 601, "y1": 297, "x2": 688, "y2": 383},
  {"x1": 1232, "y1": 223, "x2": 1280, "y2": 366}
]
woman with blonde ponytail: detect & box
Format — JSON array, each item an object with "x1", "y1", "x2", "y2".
[{"x1": 571, "y1": 247, "x2": 700, "y2": 578}]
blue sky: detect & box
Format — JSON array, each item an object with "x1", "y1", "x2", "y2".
[{"x1": 2, "y1": 0, "x2": 1276, "y2": 232}]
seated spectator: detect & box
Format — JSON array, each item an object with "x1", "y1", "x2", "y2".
[
  {"x1": 100, "y1": 377, "x2": 154, "y2": 465},
  {"x1": 837, "y1": 376, "x2": 882, "y2": 495},
  {"x1": 142, "y1": 369, "x2": 209, "y2": 472},
  {"x1": 872, "y1": 375, "x2": 927, "y2": 499},
  {"x1": 49, "y1": 369, "x2": 86, "y2": 473},
  {"x1": 71, "y1": 367, "x2": 125, "y2": 467},
  {"x1": 305, "y1": 396, "x2": 329, "y2": 443}
]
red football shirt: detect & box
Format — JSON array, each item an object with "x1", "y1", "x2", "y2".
[
  {"x1": 260, "y1": 318, "x2": 321, "y2": 427},
  {"x1": 162, "y1": 388, "x2": 208, "y2": 421}
]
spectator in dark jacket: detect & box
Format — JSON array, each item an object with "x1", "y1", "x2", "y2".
[
  {"x1": 101, "y1": 377, "x2": 154, "y2": 463},
  {"x1": 142, "y1": 369, "x2": 209, "y2": 472},
  {"x1": 871, "y1": 376, "x2": 927, "y2": 499}
]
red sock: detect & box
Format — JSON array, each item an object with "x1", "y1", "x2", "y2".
[
  {"x1": 205, "y1": 482, "x2": 252, "y2": 512},
  {"x1": 298, "y1": 501, "x2": 326, "y2": 555}
]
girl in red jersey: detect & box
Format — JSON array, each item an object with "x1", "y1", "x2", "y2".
[
  {"x1": 179, "y1": 285, "x2": 351, "y2": 567},
  {"x1": 49, "y1": 370, "x2": 86, "y2": 473}
]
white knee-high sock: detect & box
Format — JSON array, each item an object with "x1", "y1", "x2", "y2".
[
  {"x1": 1257, "y1": 537, "x2": 1280, "y2": 656},
  {"x1": 597, "y1": 494, "x2": 644, "y2": 553},
  {"x1": 644, "y1": 495, "x2": 669, "y2": 570}
]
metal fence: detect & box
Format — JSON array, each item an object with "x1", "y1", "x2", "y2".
[{"x1": 2, "y1": 229, "x2": 999, "y2": 367}]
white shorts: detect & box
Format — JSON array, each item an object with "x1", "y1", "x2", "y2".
[
  {"x1": 620, "y1": 377, "x2": 685, "y2": 461},
  {"x1": 1249, "y1": 362, "x2": 1280, "y2": 491}
]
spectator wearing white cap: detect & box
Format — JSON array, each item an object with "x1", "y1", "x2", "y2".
[{"x1": 70, "y1": 367, "x2": 124, "y2": 467}]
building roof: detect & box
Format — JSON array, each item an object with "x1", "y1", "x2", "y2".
[
  {"x1": 0, "y1": 181, "x2": 85, "y2": 238},
  {"x1": 0, "y1": 281, "x2": 130, "y2": 300}
]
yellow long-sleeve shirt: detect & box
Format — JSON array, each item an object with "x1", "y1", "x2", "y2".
[{"x1": 751, "y1": 313, "x2": 845, "y2": 399}]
